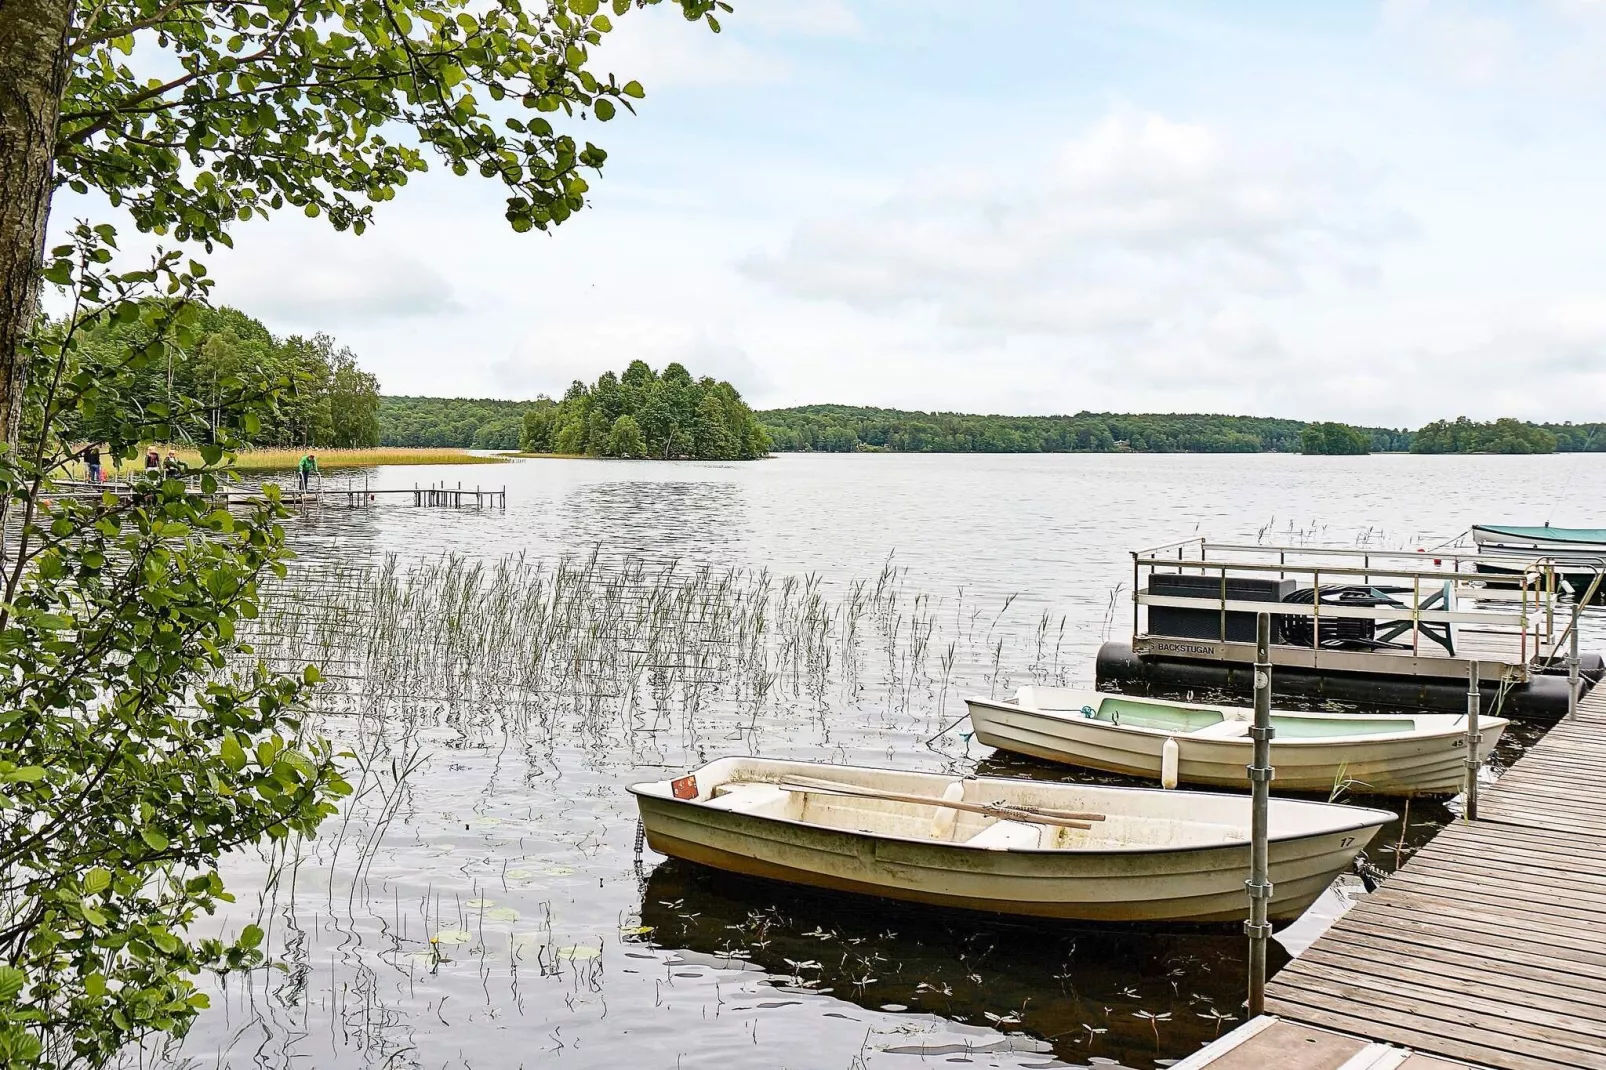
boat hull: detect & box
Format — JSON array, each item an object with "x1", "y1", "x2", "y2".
[
  {"x1": 632, "y1": 761, "x2": 1390, "y2": 925},
  {"x1": 966, "y1": 696, "x2": 1505, "y2": 796}
]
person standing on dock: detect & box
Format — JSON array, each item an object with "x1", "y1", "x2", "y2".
[
  {"x1": 80, "y1": 442, "x2": 101, "y2": 484},
  {"x1": 144, "y1": 447, "x2": 160, "y2": 473},
  {"x1": 163, "y1": 451, "x2": 182, "y2": 479},
  {"x1": 298, "y1": 452, "x2": 319, "y2": 493}
]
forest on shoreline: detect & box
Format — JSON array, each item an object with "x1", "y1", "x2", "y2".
[
  {"x1": 87, "y1": 306, "x2": 1599, "y2": 458},
  {"x1": 65, "y1": 304, "x2": 382, "y2": 449},
  {"x1": 755, "y1": 406, "x2": 1605, "y2": 455},
  {"x1": 375, "y1": 398, "x2": 1604, "y2": 456}
]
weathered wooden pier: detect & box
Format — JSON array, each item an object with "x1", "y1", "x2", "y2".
[
  {"x1": 317, "y1": 480, "x2": 507, "y2": 509},
  {"x1": 1182, "y1": 682, "x2": 1606, "y2": 1069},
  {"x1": 47, "y1": 477, "x2": 507, "y2": 510}
]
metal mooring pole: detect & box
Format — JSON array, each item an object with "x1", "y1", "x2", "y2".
[
  {"x1": 1246, "y1": 611, "x2": 1274, "y2": 1018},
  {"x1": 1569, "y1": 613, "x2": 1581, "y2": 721},
  {"x1": 1464, "y1": 660, "x2": 1481, "y2": 822}
]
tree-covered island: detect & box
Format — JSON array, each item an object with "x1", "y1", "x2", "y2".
[{"x1": 519, "y1": 361, "x2": 770, "y2": 460}]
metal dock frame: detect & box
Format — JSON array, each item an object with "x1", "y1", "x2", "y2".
[{"x1": 1126, "y1": 538, "x2": 1602, "y2": 689}]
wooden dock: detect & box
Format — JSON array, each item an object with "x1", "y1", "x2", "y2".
[
  {"x1": 1175, "y1": 1015, "x2": 1482, "y2": 1069},
  {"x1": 1243, "y1": 684, "x2": 1606, "y2": 1069},
  {"x1": 46, "y1": 480, "x2": 507, "y2": 510},
  {"x1": 316, "y1": 483, "x2": 507, "y2": 509}
]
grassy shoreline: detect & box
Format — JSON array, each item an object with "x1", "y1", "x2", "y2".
[{"x1": 84, "y1": 447, "x2": 509, "y2": 474}]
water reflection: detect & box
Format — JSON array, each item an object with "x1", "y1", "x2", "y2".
[
  {"x1": 560, "y1": 480, "x2": 750, "y2": 562},
  {"x1": 640, "y1": 859, "x2": 1269, "y2": 1069}
]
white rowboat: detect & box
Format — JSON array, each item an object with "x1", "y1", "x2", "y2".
[
  {"x1": 967, "y1": 687, "x2": 1507, "y2": 796},
  {"x1": 630, "y1": 757, "x2": 1393, "y2": 924}
]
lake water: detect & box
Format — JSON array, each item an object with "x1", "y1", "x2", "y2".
[{"x1": 170, "y1": 452, "x2": 1605, "y2": 1070}]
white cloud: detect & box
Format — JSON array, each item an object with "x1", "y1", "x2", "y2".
[
  {"x1": 213, "y1": 238, "x2": 462, "y2": 327},
  {"x1": 597, "y1": 24, "x2": 784, "y2": 89},
  {"x1": 1380, "y1": 0, "x2": 1606, "y2": 91},
  {"x1": 743, "y1": 108, "x2": 1402, "y2": 342},
  {"x1": 486, "y1": 322, "x2": 773, "y2": 401},
  {"x1": 1381, "y1": 0, "x2": 1514, "y2": 85},
  {"x1": 743, "y1": 0, "x2": 862, "y2": 37},
  {"x1": 588, "y1": 0, "x2": 861, "y2": 93}
]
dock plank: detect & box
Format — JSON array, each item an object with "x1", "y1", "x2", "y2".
[{"x1": 1259, "y1": 683, "x2": 1606, "y2": 1069}]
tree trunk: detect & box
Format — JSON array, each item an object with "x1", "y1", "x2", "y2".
[{"x1": 0, "y1": 0, "x2": 76, "y2": 446}]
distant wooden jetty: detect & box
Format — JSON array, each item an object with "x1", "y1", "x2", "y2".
[
  {"x1": 1182, "y1": 683, "x2": 1606, "y2": 1069},
  {"x1": 302, "y1": 481, "x2": 507, "y2": 509},
  {"x1": 46, "y1": 477, "x2": 507, "y2": 510}
]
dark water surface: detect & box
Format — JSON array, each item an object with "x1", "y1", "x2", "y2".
[{"x1": 169, "y1": 453, "x2": 1604, "y2": 1070}]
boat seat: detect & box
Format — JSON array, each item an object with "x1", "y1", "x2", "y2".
[
  {"x1": 1188, "y1": 720, "x2": 1251, "y2": 739},
  {"x1": 965, "y1": 820, "x2": 1044, "y2": 851},
  {"x1": 705, "y1": 784, "x2": 793, "y2": 815}
]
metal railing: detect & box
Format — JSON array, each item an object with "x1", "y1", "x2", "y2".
[{"x1": 1130, "y1": 538, "x2": 1603, "y2": 681}]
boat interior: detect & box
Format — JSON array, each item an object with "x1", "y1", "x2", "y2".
[
  {"x1": 638, "y1": 758, "x2": 1390, "y2": 849},
  {"x1": 699, "y1": 778, "x2": 1250, "y2": 851},
  {"x1": 1015, "y1": 687, "x2": 1420, "y2": 738}
]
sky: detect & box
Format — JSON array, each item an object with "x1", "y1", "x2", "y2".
[{"x1": 53, "y1": 0, "x2": 1606, "y2": 425}]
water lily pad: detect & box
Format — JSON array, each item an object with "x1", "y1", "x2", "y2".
[
  {"x1": 619, "y1": 925, "x2": 654, "y2": 937},
  {"x1": 543, "y1": 866, "x2": 574, "y2": 877},
  {"x1": 556, "y1": 945, "x2": 600, "y2": 960},
  {"x1": 505, "y1": 869, "x2": 535, "y2": 881},
  {"x1": 466, "y1": 898, "x2": 495, "y2": 908},
  {"x1": 432, "y1": 930, "x2": 472, "y2": 945},
  {"x1": 486, "y1": 907, "x2": 520, "y2": 922},
  {"x1": 471, "y1": 816, "x2": 503, "y2": 826}
]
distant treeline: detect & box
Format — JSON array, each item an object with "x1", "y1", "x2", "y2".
[
  {"x1": 374, "y1": 398, "x2": 1606, "y2": 458},
  {"x1": 380, "y1": 396, "x2": 525, "y2": 450},
  {"x1": 757, "y1": 406, "x2": 1415, "y2": 454},
  {"x1": 1408, "y1": 417, "x2": 1604, "y2": 455}
]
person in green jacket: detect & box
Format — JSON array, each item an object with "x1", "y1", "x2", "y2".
[{"x1": 298, "y1": 452, "x2": 319, "y2": 492}]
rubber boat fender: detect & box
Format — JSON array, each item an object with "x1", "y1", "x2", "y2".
[{"x1": 1161, "y1": 737, "x2": 1180, "y2": 790}]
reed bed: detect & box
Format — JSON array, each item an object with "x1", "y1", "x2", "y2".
[
  {"x1": 243, "y1": 550, "x2": 1073, "y2": 754},
  {"x1": 182, "y1": 551, "x2": 1099, "y2": 1070}
]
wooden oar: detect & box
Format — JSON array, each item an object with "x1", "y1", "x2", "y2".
[{"x1": 771, "y1": 775, "x2": 1104, "y2": 831}]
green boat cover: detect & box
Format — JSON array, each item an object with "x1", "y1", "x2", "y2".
[{"x1": 1475, "y1": 524, "x2": 1606, "y2": 545}]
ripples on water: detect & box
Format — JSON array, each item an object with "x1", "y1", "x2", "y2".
[{"x1": 159, "y1": 453, "x2": 1604, "y2": 1070}]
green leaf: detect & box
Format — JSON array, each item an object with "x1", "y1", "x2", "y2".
[
  {"x1": 594, "y1": 98, "x2": 615, "y2": 121},
  {"x1": 238, "y1": 924, "x2": 264, "y2": 950},
  {"x1": 0, "y1": 967, "x2": 24, "y2": 1001},
  {"x1": 622, "y1": 80, "x2": 645, "y2": 99},
  {"x1": 140, "y1": 827, "x2": 170, "y2": 852}
]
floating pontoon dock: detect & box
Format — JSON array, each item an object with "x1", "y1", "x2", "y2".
[
  {"x1": 1099, "y1": 539, "x2": 1604, "y2": 718},
  {"x1": 1182, "y1": 684, "x2": 1606, "y2": 1069}
]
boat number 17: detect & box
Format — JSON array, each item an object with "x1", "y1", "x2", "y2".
[{"x1": 1339, "y1": 837, "x2": 1356, "y2": 847}]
